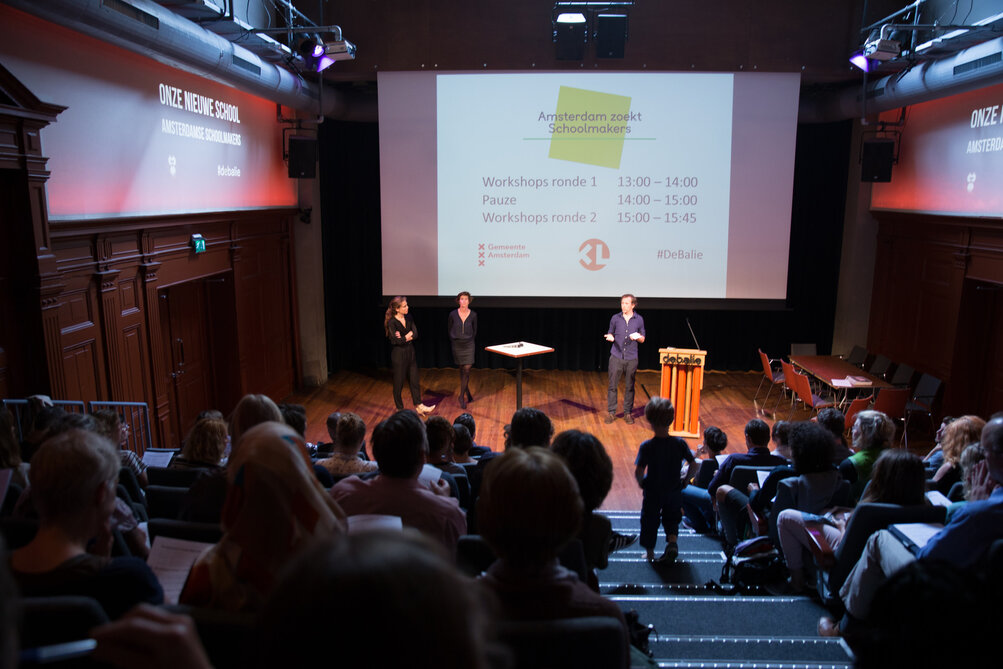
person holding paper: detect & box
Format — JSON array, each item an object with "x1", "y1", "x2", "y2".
[
  {"x1": 329, "y1": 410, "x2": 466, "y2": 556},
  {"x1": 604, "y1": 294, "x2": 645, "y2": 424},
  {"x1": 385, "y1": 296, "x2": 436, "y2": 415}
]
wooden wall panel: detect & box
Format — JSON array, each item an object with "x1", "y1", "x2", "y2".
[
  {"x1": 61, "y1": 340, "x2": 100, "y2": 402},
  {"x1": 868, "y1": 212, "x2": 1002, "y2": 418}
]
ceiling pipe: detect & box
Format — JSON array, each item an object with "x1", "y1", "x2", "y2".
[
  {"x1": 800, "y1": 36, "x2": 1003, "y2": 123},
  {"x1": 1, "y1": 0, "x2": 376, "y2": 121}
]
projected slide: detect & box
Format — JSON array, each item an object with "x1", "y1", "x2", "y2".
[
  {"x1": 437, "y1": 73, "x2": 732, "y2": 297},
  {"x1": 379, "y1": 71, "x2": 799, "y2": 301}
]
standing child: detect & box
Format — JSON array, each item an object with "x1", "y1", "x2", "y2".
[{"x1": 635, "y1": 397, "x2": 699, "y2": 563}]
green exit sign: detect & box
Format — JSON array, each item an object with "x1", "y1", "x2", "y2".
[{"x1": 191, "y1": 234, "x2": 206, "y2": 254}]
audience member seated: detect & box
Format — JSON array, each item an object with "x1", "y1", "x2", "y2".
[
  {"x1": 315, "y1": 412, "x2": 377, "y2": 477},
  {"x1": 477, "y1": 446, "x2": 629, "y2": 669},
  {"x1": 181, "y1": 394, "x2": 284, "y2": 522},
  {"x1": 92, "y1": 409, "x2": 149, "y2": 488},
  {"x1": 928, "y1": 414, "x2": 984, "y2": 495},
  {"x1": 819, "y1": 415, "x2": 1003, "y2": 639},
  {"x1": 9, "y1": 429, "x2": 163, "y2": 619},
  {"x1": 330, "y1": 410, "x2": 466, "y2": 555},
  {"x1": 452, "y1": 424, "x2": 477, "y2": 465},
  {"x1": 678, "y1": 425, "x2": 727, "y2": 535},
  {"x1": 692, "y1": 425, "x2": 728, "y2": 488},
  {"x1": 770, "y1": 422, "x2": 847, "y2": 586},
  {"x1": 277, "y1": 402, "x2": 334, "y2": 486},
  {"x1": 838, "y1": 410, "x2": 894, "y2": 503},
  {"x1": 469, "y1": 407, "x2": 554, "y2": 504},
  {"x1": 255, "y1": 531, "x2": 495, "y2": 669},
  {"x1": 715, "y1": 421, "x2": 795, "y2": 549},
  {"x1": 169, "y1": 417, "x2": 227, "y2": 474},
  {"x1": 455, "y1": 412, "x2": 491, "y2": 457},
  {"x1": 551, "y1": 429, "x2": 624, "y2": 589},
  {"x1": 0, "y1": 407, "x2": 29, "y2": 489},
  {"x1": 179, "y1": 421, "x2": 345, "y2": 612},
  {"x1": 816, "y1": 407, "x2": 852, "y2": 465},
  {"x1": 921, "y1": 415, "x2": 955, "y2": 477},
  {"x1": 777, "y1": 449, "x2": 925, "y2": 590},
  {"x1": 849, "y1": 559, "x2": 993, "y2": 667},
  {"x1": 426, "y1": 415, "x2": 466, "y2": 476},
  {"x1": 685, "y1": 418, "x2": 784, "y2": 536}
]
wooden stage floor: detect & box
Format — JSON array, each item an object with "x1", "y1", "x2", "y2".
[{"x1": 288, "y1": 367, "x2": 784, "y2": 510}]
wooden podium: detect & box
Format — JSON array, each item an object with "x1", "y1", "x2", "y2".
[{"x1": 658, "y1": 347, "x2": 707, "y2": 438}]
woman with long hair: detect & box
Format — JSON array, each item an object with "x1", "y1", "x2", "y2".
[
  {"x1": 384, "y1": 296, "x2": 435, "y2": 415},
  {"x1": 448, "y1": 291, "x2": 477, "y2": 409}
]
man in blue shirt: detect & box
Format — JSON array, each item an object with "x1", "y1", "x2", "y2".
[{"x1": 604, "y1": 294, "x2": 645, "y2": 424}]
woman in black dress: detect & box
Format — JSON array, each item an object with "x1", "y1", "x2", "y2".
[
  {"x1": 385, "y1": 296, "x2": 435, "y2": 415},
  {"x1": 447, "y1": 291, "x2": 478, "y2": 409}
]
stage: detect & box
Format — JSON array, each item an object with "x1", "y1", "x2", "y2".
[{"x1": 288, "y1": 367, "x2": 772, "y2": 509}]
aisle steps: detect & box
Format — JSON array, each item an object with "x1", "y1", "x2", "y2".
[{"x1": 599, "y1": 511, "x2": 852, "y2": 669}]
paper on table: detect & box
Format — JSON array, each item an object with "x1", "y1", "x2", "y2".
[
  {"x1": 147, "y1": 536, "x2": 213, "y2": 604},
  {"x1": 832, "y1": 379, "x2": 852, "y2": 388}
]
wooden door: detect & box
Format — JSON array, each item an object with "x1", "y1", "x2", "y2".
[{"x1": 160, "y1": 282, "x2": 214, "y2": 439}]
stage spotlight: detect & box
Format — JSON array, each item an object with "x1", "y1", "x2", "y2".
[
  {"x1": 849, "y1": 51, "x2": 871, "y2": 72},
  {"x1": 595, "y1": 13, "x2": 627, "y2": 58},
  {"x1": 554, "y1": 12, "x2": 586, "y2": 60},
  {"x1": 297, "y1": 35, "x2": 324, "y2": 60}
]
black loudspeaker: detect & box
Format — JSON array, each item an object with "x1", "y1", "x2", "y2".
[
  {"x1": 595, "y1": 14, "x2": 628, "y2": 58},
  {"x1": 861, "y1": 139, "x2": 895, "y2": 182},
  {"x1": 288, "y1": 136, "x2": 317, "y2": 179}
]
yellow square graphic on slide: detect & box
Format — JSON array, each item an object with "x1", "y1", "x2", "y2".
[{"x1": 548, "y1": 86, "x2": 631, "y2": 169}]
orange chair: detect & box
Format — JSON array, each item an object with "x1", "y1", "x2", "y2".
[
  {"x1": 790, "y1": 370, "x2": 835, "y2": 420},
  {"x1": 754, "y1": 349, "x2": 785, "y2": 409},
  {"x1": 842, "y1": 394, "x2": 873, "y2": 439},
  {"x1": 872, "y1": 387, "x2": 910, "y2": 443},
  {"x1": 774, "y1": 360, "x2": 800, "y2": 415}
]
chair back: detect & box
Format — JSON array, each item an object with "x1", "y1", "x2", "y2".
[
  {"x1": 910, "y1": 373, "x2": 942, "y2": 410},
  {"x1": 148, "y1": 466, "x2": 205, "y2": 487},
  {"x1": 497, "y1": 616, "x2": 627, "y2": 669},
  {"x1": 872, "y1": 387, "x2": 909, "y2": 420},
  {"x1": 868, "y1": 354, "x2": 892, "y2": 379},
  {"x1": 759, "y1": 349, "x2": 775, "y2": 380},
  {"x1": 780, "y1": 360, "x2": 797, "y2": 394},
  {"x1": 19, "y1": 596, "x2": 109, "y2": 650},
  {"x1": 146, "y1": 484, "x2": 189, "y2": 520},
  {"x1": 843, "y1": 395, "x2": 873, "y2": 434},
  {"x1": 824, "y1": 503, "x2": 946, "y2": 599},
  {"x1": 728, "y1": 466, "x2": 775, "y2": 492},
  {"x1": 791, "y1": 371, "x2": 813, "y2": 407},
  {"x1": 889, "y1": 363, "x2": 915, "y2": 387},
  {"x1": 846, "y1": 345, "x2": 868, "y2": 367}
]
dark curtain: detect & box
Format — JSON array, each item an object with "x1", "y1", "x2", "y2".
[{"x1": 320, "y1": 120, "x2": 851, "y2": 373}]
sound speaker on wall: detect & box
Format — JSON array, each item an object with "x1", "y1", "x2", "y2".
[
  {"x1": 288, "y1": 136, "x2": 317, "y2": 179},
  {"x1": 861, "y1": 139, "x2": 895, "y2": 182},
  {"x1": 595, "y1": 14, "x2": 628, "y2": 58}
]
